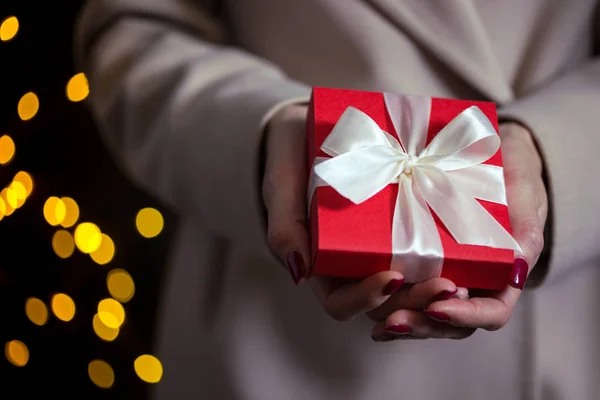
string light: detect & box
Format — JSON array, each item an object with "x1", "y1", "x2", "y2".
[
  {"x1": 92, "y1": 314, "x2": 120, "y2": 342},
  {"x1": 43, "y1": 197, "x2": 66, "y2": 226},
  {"x1": 59, "y1": 197, "x2": 79, "y2": 228},
  {"x1": 0, "y1": 16, "x2": 19, "y2": 42},
  {"x1": 135, "y1": 207, "x2": 164, "y2": 238},
  {"x1": 88, "y1": 360, "x2": 115, "y2": 389},
  {"x1": 5, "y1": 340, "x2": 29, "y2": 367},
  {"x1": 74, "y1": 222, "x2": 102, "y2": 253},
  {"x1": 107, "y1": 269, "x2": 135, "y2": 303},
  {"x1": 90, "y1": 233, "x2": 115, "y2": 265},
  {"x1": 13, "y1": 171, "x2": 33, "y2": 197},
  {"x1": 25, "y1": 297, "x2": 49, "y2": 326},
  {"x1": 0, "y1": 134, "x2": 15, "y2": 165},
  {"x1": 97, "y1": 298, "x2": 125, "y2": 329},
  {"x1": 52, "y1": 230, "x2": 75, "y2": 259},
  {"x1": 50, "y1": 293, "x2": 76, "y2": 322},
  {"x1": 17, "y1": 92, "x2": 39, "y2": 121},
  {"x1": 134, "y1": 355, "x2": 163, "y2": 383},
  {"x1": 66, "y1": 73, "x2": 89, "y2": 102}
]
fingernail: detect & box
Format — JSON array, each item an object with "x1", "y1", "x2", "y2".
[
  {"x1": 286, "y1": 252, "x2": 305, "y2": 285},
  {"x1": 382, "y1": 278, "x2": 405, "y2": 296},
  {"x1": 431, "y1": 288, "x2": 458, "y2": 302},
  {"x1": 371, "y1": 334, "x2": 398, "y2": 343},
  {"x1": 425, "y1": 310, "x2": 451, "y2": 322},
  {"x1": 384, "y1": 324, "x2": 413, "y2": 335},
  {"x1": 509, "y1": 257, "x2": 529, "y2": 290}
]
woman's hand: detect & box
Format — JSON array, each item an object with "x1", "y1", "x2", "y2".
[{"x1": 370, "y1": 122, "x2": 548, "y2": 340}]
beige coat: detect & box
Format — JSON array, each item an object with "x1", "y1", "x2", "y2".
[{"x1": 76, "y1": 1, "x2": 600, "y2": 399}]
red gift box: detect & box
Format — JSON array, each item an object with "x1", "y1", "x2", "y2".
[{"x1": 306, "y1": 87, "x2": 517, "y2": 290}]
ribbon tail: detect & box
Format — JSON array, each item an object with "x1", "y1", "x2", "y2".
[
  {"x1": 307, "y1": 157, "x2": 330, "y2": 214},
  {"x1": 445, "y1": 164, "x2": 507, "y2": 205},
  {"x1": 414, "y1": 166, "x2": 521, "y2": 252},
  {"x1": 390, "y1": 175, "x2": 444, "y2": 282}
]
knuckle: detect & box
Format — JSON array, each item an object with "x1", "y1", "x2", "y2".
[{"x1": 520, "y1": 222, "x2": 545, "y2": 256}]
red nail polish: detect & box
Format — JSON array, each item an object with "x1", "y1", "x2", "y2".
[
  {"x1": 382, "y1": 278, "x2": 405, "y2": 296},
  {"x1": 384, "y1": 324, "x2": 413, "y2": 335},
  {"x1": 431, "y1": 288, "x2": 458, "y2": 302},
  {"x1": 509, "y1": 258, "x2": 529, "y2": 290},
  {"x1": 425, "y1": 310, "x2": 451, "y2": 322},
  {"x1": 286, "y1": 252, "x2": 305, "y2": 285}
]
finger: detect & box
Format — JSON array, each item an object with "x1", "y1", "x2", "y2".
[
  {"x1": 423, "y1": 288, "x2": 520, "y2": 331},
  {"x1": 310, "y1": 271, "x2": 405, "y2": 321},
  {"x1": 367, "y1": 277, "x2": 459, "y2": 322},
  {"x1": 263, "y1": 106, "x2": 311, "y2": 283},
  {"x1": 371, "y1": 310, "x2": 476, "y2": 341}
]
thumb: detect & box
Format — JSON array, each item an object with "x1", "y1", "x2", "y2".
[{"x1": 263, "y1": 104, "x2": 311, "y2": 284}]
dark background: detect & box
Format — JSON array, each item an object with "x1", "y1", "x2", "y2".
[{"x1": 0, "y1": 2, "x2": 175, "y2": 398}]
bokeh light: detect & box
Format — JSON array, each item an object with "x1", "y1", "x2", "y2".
[
  {"x1": 9, "y1": 181, "x2": 26, "y2": 208},
  {"x1": 107, "y1": 269, "x2": 135, "y2": 303},
  {"x1": 6, "y1": 187, "x2": 18, "y2": 209},
  {"x1": 17, "y1": 92, "x2": 39, "y2": 121},
  {"x1": 135, "y1": 207, "x2": 164, "y2": 238},
  {"x1": 88, "y1": 360, "x2": 115, "y2": 389},
  {"x1": 0, "y1": 16, "x2": 19, "y2": 42},
  {"x1": 43, "y1": 197, "x2": 66, "y2": 226},
  {"x1": 1, "y1": 189, "x2": 15, "y2": 216},
  {"x1": 59, "y1": 197, "x2": 79, "y2": 228},
  {"x1": 97, "y1": 298, "x2": 125, "y2": 329},
  {"x1": 52, "y1": 230, "x2": 75, "y2": 259},
  {"x1": 74, "y1": 222, "x2": 102, "y2": 253},
  {"x1": 66, "y1": 73, "x2": 89, "y2": 102},
  {"x1": 0, "y1": 197, "x2": 6, "y2": 221},
  {"x1": 5, "y1": 340, "x2": 29, "y2": 367},
  {"x1": 92, "y1": 314, "x2": 120, "y2": 342},
  {"x1": 50, "y1": 293, "x2": 76, "y2": 322},
  {"x1": 134, "y1": 355, "x2": 163, "y2": 383},
  {"x1": 13, "y1": 171, "x2": 33, "y2": 197},
  {"x1": 90, "y1": 233, "x2": 115, "y2": 265},
  {"x1": 25, "y1": 297, "x2": 49, "y2": 326},
  {"x1": 0, "y1": 134, "x2": 15, "y2": 165}
]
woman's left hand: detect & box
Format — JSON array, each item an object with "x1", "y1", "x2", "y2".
[{"x1": 370, "y1": 122, "x2": 548, "y2": 341}]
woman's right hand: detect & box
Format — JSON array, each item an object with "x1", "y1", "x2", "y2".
[{"x1": 262, "y1": 104, "x2": 466, "y2": 324}]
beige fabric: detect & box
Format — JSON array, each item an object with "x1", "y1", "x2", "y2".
[{"x1": 76, "y1": 0, "x2": 600, "y2": 399}]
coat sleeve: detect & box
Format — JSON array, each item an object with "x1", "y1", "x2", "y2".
[
  {"x1": 497, "y1": 13, "x2": 600, "y2": 286},
  {"x1": 75, "y1": 0, "x2": 311, "y2": 258}
]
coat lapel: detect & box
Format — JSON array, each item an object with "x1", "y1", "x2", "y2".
[{"x1": 365, "y1": 0, "x2": 514, "y2": 103}]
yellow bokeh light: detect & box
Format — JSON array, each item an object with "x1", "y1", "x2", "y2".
[
  {"x1": 97, "y1": 298, "x2": 125, "y2": 329},
  {"x1": 13, "y1": 171, "x2": 33, "y2": 197},
  {"x1": 1, "y1": 189, "x2": 14, "y2": 217},
  {"x1": 88, "y1": 360, "x2": 115, "y2": 389},
  {"x1": 52, "y1": 230, "x2": 75, "y2": 259},
  {"x1": 6, "y1": 187, "x2": 17, "y2": 209},
  {"x1": 43, "y1": 197, "x2": 66, "y2": 226},
  {"x1": 50, "y1": 293, "x2": 76, "y2": 322},
  {"x1": 17, "y1": 92, "x2": 39, "y2": 121},
  {"x1": 135, "y1": 207, "x2": 164, "y2": 238},
  {"x1": 107, "y1": 269, "x2": 135, "y2": 303},
  {"x1": 66, "y1": 73, "x2": 89, "y2": 102},
  {"x1": 92, "y1": 314, "x2": 120, "y2": 342},
  {"x1": 90, "y1": 234, "x2": 115, "y2": 265},
  {"x1": 25, "y1": 297, "x2": 49, "y2": 326},
  {"x1": 74, "y1": 222, "x2": 102, "y2": 253},
  {"x1": 0, "y1": 16, "x2": 19, "y2": 42},
  {"x1": 134, "y1": 355, "x2": 163, "y2": 383},
  {"x1": 0, "y1": 135, "x2": 15, "y2": 165},
  {"x1": 10, "y1": 181, "x2": 26, "y2": 208},
  {"x1": 0, "y1": 197, "x2": 5, "y2": 220},
  {"x1": 5, "y1": 340, "x2": 28, "y2": 367},
  {"x1": 59, "y1": 197, "x2": 79, "y2": 228}
]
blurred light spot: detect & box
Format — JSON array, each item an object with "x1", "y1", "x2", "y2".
[
  {"x1": 59, "y1": 197, "x2": 79, "y2": 228},
  {"x1": 0, "y1": 197, "x2": 5, "y2": 220},
  {"x1": 107, "y1": 269, "x2": 135, "y2": 303},
  {"x1": 6, "y1": 187, "x2": 17, "y2": 208},
  {"x1": 97, "y1": 298, "x2": 125, "y2": 329},
  {"x1": 43, "y1": 197, "x2": 66, "y2": 226},
  {"x1": 9, "y1": 181, "x2": 26, "y2": 208},
  {"x1": 25, "y1": 297, "x2": 48, "y2": 326},
  {"x1": 50, "y1": 293, "x2": 75, "y2": 322},
  {"x1": 135, "y1": 207, "x2": 164, "y2": 238},
  {"x1": 92, "y1": 314, "x2": 119, "y2": 342},
  {"x1": 134, "y1": 355, "x2": 163, "y2": 383},
  {"x1": 13, "y1": 171, "x2": 33, "y2": 197},
  {"x1": 88, "y1": 360, "x2": 115, "y2": 389},
  {"x1": 66, "y1": 73, "x2": 89, "y2": 102},
  {"x1": 90, "y1": 234, "x2": 115, "y2": 265},
  {"x1": 5, "y1": 340, "x2": 28, "y2": 367},
  {"x1": 74, "y1": 222, "x2": 102, "y2": 253},
  {"x1": 0, "y1": 16, "x2": 19, "y2": 42},
  {"x1": 17, "y1": 92, "x2": 39, "y2": 121},
  {"x1": 1, "y1": 189, "x2": 14, "y2": 216},
  {"x1": 52, "y1": 230, "x2": 75, "y2": 259},
  {"x1": 0, "y1": 135, "x2": 15, "y2": 165}
]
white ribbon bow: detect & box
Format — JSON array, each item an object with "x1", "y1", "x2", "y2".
[{"x1": 308, "y1": 93, "x2": 521, "y2": 282}]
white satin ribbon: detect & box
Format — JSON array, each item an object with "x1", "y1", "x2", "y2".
[{"x1": 308, "y1": 93, "x2": 521, "y2": 282}]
